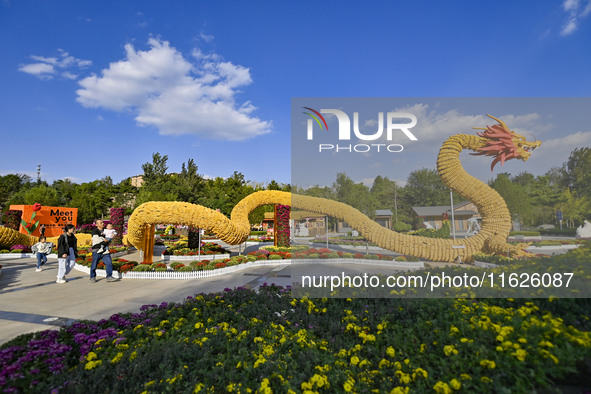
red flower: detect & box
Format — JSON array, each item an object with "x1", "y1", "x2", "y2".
[{"x1": 32, "y1": 203, "x2": 42, "y2": 212}]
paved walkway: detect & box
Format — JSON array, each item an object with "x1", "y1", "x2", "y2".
[{"x1": 0, "y1": 252, "x2": 291, "y2": 345}]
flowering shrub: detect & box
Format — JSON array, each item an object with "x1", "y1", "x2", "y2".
[
  {"x1": 160, "y1": 235, "x2": 180, "y2": 241},
  {"x1": 109, "y1": 207, "x2": 125, "y2": 245},
  {"x1": 118, "y1": 263, "x2": 136, "y2": 274},
  {"x1": 10, "y1": 244, "x2": 29, "y2": 253},
  {"x1": 3, "y1": 210, "x2": 22, "y2": 231},
  {"x1": 275, "y1": 205, "x2": 290, "y2": 247},
  {"x1": 473, "y1": 253, "x2": 521, "y2": 266},
  {"x1": 165, "y1": 241, "x2": 230, "y2": 256}
]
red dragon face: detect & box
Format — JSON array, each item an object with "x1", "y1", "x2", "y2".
[{"x1": 471, "y1": 114, "x2": 541, "y2": 171}]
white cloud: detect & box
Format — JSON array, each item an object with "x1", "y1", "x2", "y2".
[
  {"x1": 564, "y1": 0, "x2": 579, "y2": 11},
  {"x1": 535, "y1": 130, "x2": 591, "y2": 157},
  {"x1": 360, "y1": 177, "x2": 376, "y2": 187},
  {"x1": 18, "y1": 63, "x2": 55, "y2": 79},
  {"x1": 560, "y1": 0, "x2": 591, "y2": 35},
  {"x1": 200, "y1": 32, "x2": 214, "y2": 43},
  {"x1": 76, "y1": 38, "x2": 271, "y2": 141},
  {"x1": 18, "y1": 50, "x2": 91, "y2": 79},
  {"x1": 387, "y1": 104, "x2": 545, "y2": 152},
  {"x1": 561, "y1": 18, "x2": 578, "y2": 35}
]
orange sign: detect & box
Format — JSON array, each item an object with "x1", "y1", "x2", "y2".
[{"x1": 9, "y1": 205, "x2": 78, "y2": 238}]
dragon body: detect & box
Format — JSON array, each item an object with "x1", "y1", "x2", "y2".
[{"x1": 0, "y1": 115, "x2": 540, "y2": 262}]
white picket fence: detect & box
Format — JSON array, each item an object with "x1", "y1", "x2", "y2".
[
  {"x1": 72, "y1": 258, "x2": 424, "y2": 281},
  {"x1": 161, "y1": 254, "x2": 230, "y2": 262}
]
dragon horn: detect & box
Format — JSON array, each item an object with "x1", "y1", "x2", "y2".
[{"x1": 486, "y1": 114, "x2": 509, "y2": 130}]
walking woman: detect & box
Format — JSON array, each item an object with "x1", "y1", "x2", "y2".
[{"x1": 56, "y1": 224, "x2": 78, "y2": 284}]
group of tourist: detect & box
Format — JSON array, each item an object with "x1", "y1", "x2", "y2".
[{"x1": 30, "y1": 219, "x2": 119, "y2": 284}]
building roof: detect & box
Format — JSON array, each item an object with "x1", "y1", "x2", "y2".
[
  {"x1": 412, "y1": 206, "x2": 479, "y2": 217},
  {"x1": 291, "y1": 210, "x2": 326, "y2": 221},
  {"x1": 412, "y1": 206, "x2": 449, "y2": 217},
  {"x1": 454, "y1": 201, "x2": 472, "y2": 209},
  {"x1": 375, "y1": 209, "x2": 393, "y2": 216}
]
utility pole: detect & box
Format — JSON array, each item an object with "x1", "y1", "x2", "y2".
[
  {"x1": 450, "y1": 190, "x2": 457, "y2": 241},
  {"x1": 394, "y1": 188, "x2": 398, "y2": 222},
  {"x1": 325, "y1": 215, "x2": 329, "y2": 250}
]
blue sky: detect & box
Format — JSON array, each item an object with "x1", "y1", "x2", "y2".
[{"x1": 1, "y1": 1, "x2": 590, "y2": 186}]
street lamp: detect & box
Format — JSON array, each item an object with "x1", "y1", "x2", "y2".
[{"x1": 449, "y1": 190, "x2": 457, "y2": 240}]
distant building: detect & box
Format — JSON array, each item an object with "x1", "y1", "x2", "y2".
[
  {"x1": 411, "y1": 201, "x2": 480, "y2": 232},
  {"x1": 291, "y1": 210, "x2": 327, "y2": 237},
  {"x1": 337, "y1": 209, "x2": 394, "y2": 233},
  {"x1": 130, "y1": 175, "x2": 144, "y2": 187},
  {"x1": 130, "y1": 172, "x2": 180, "y2": 188},
  {"x1": 375, "y1": 209, "x2": 393, "y2": 229}
]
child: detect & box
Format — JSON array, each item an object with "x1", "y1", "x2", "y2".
[
  {"x1": 32, "y1": 236, "x2": 53, "y2": 272},
  {"x1": 97, "y1": 224, "x2": 116, "y2": 254},
  {"x1": 103, "y1": 223, "x2": 117, "y2": 243}
]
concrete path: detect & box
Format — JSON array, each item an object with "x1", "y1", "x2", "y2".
[{"x1": 0, "y1": 254, "x2": 291, "y2": 345}]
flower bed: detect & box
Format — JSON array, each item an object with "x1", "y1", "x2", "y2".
[
  {"x1": 75, "y1": 255, "x2": 139, "y2": 277},
  {"x1": 161, "y1": 241, "x2": 231, "y2": 261},
  {"x1": 161, "y1": 253, "x2": 230, "y2": 262},
  {"x1": 1, "y1": 284, "x2": 590, "y2": 392}
]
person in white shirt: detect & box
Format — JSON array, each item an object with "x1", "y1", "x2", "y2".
[{"x1": 31, "y1": 236, "x2": 53, "y2": 271}]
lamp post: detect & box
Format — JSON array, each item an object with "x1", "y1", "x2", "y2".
[
  {"x1": 450, "y1": 190, "x2": 457, "y2": 241},
  {"x1": 394, "y1": 188, "x2": 398, "y2": 222},
  {"x1": 325, "y1": 215, "x2": 329, "y2": 250}
]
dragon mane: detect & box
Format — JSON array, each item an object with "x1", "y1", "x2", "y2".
[{"x1": 470, "y1": 116, "x2": 521, "y2": 171}]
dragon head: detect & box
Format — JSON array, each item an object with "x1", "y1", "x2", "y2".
[{"x1": 470, "y1": 114, "x2": 541, "y2": 171}]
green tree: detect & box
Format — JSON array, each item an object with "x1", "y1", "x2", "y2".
[
  {"x1": 174, "y1": 159, "x2": 205, "y2": 204},
  {"x1": 24, "y1": 185, "x2": 60, "y2": 206},
  {"x1": 52, "y1": 179, "x2": 79, "y2": 206},
  {"x1": 142, "y1": 153, "x2": 169, "y2": 191},
  {"x1": 556, "y1": 189, "x2": 590, "y2": 228},
  {"x1": 0, "y1": 174, "x2": 31, "y2": 208},
  {"x1": 564, "y1": 147, "x2": 591, "y2": 196},
  {"x1": 202, "y1": 172, "x2": 254, "y2": 216},
  {"x1": 524, "y1": 174, "x2": 563, "y2": 226},
  {"x1": 69, "y1": 179, "x2": 114, "y2": 223},
  {"x1": 403, "y1": 168, "x2": 453, "y2": 207},
  {"x1": 333, "y1": 173, "x2": 375, "y2": 218},
  {"x1": 111, "y1": 178, "x2": 139, "y2": 214},
  {"x1": 490, "y1": 173, "x2": 531, "y2": 223}
]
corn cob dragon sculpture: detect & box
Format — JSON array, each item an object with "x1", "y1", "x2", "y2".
[{"x1": 0, "y1": 115, "x2": 540, "y2": 262}]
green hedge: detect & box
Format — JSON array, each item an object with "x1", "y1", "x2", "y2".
[
  {"x1": 538, "y1": 228, "x2": 578, "y2": 236},
  {"x1": 509, "y1": 231, "x2": 540, "y2": 236}
]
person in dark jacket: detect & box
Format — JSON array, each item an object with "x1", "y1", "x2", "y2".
[
  {"x1": 89, "y1": 219, "x2": 118, "y2": 283},
  {"x1": 56, "y1": 224, "x2": 78, "y2": 284}
]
